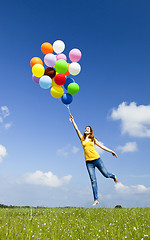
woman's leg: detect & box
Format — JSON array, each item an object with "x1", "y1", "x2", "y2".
[
  {"x1": 95, "y1": 158, "x2": 116, "y2": 180},
  {"x1": 86, "y1": 161, "x2": 98, "y2": 201}
]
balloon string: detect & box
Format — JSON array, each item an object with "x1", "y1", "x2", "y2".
[{"x1": 66, "y1": 105, "x2": 71, "y2": 115}]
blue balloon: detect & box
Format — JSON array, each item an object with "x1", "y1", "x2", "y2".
[
  {"x1": 61, "y1": 93, "x2": 73, "y2": 105},
  {"x1": 39, "y1": 75, "x2": 52, "y2": 89},
  {"x1": 64, "y1": 77, "x2": 75, "y2": 90}
]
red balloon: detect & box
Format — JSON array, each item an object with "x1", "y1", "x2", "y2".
[
  {"x1": 54, "y1": 74, "x2": 66, "y2": 86},
  {"x1": 44, "y1": 67, "x2": 56, "y2": 78}
]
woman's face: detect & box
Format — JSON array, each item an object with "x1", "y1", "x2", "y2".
[{"x1": 84, "y1": 126, "x2": 91, "y2": 134}]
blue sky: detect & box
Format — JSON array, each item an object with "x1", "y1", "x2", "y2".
[{"x1": 0, "y1": 0, "x2": 150, "y2": 208}]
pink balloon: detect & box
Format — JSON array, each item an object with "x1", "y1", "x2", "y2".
[
  {"x1": 56, "y1": 53, "x2": 67, "y2": 61},
  {"x1": 69, "y1": 48, "x2": 81, "y2": 62}
]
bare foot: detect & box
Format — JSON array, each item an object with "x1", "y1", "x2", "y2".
[
  {"x1": 114, "y1": 176, "x2": 118, "y2": 183},
  {"x1": 92, "y1": 200, "x2": 99, "y2": 206}
]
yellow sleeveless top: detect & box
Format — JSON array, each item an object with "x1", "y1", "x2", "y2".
[{"x1": 81, "y1": 136, "x2": 100, "y2": 161}]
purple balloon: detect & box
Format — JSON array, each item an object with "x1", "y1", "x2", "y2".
[
  {"x1": 32, "y1": 74, "x2": 40, "y2": 84},
  {"x1": 44, "y1": 54, "x2": 56, "y2": 67}
]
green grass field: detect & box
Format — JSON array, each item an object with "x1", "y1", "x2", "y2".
[{"x1": 0, "y1": 207, "x2": 149, "y2": 239}]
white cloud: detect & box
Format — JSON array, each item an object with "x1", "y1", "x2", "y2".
[
  {"x1": 0, "y1": 106, "x2": 11, "y2": 130},
  {"x1": 117, "y1": 142, "x2": 138, "y2": 153},
  {"x1": 57, "y1": 144, "x2": 80, "y2": 157},
  {"x1": 111, "y1": 102, "x2": 150, "y2": 137},
  {"x1": 72, "y1": 146, "x2": 80, "y2": 154},
  {"x1": 0, "y1": 144, "x2": 7, "y2": 163},
  {"x1": 115, "y1": 182, "x2": 150, "y2": 195},
  {"x1": 23, "y1": 170, "x2": 72, "y2": 187},
  {"x1": 1, "y1": 106, "x2": 10, "y2": 118},
  {"x1": 0, "y1": 117, "x2": 3, "y2": 123},
  {"x1": 57, "y1": 146, "x2": 69, "y2": 157},
  {"x1": 5, "y1": 123, "x2": 12, "y2": 130}
]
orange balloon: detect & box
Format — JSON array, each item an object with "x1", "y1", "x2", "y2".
[
  {"x1": 65, "y1": 63, "x2": 70, "y2": 76},
  {"x1": 30, "y1": 57, "x2": 43, "y2": 67},
  {"x1": 41, "y1": 42, "x2": 53, "y2": 54}
]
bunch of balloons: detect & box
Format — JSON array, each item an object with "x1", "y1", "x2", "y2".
[{"x1": 30, "y1": 40, "x2": 82, "y2": 105}]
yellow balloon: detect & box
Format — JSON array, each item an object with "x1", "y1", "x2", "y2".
[
  {"x1": 52, "y1": 78, "x2": 57, "y2": 87},
  {"x1": 32, "y1": 64, "x2": 45, "y2": 78},
  {"x1": 51, "y1": 85, "x2": 64, "y2": 98}
]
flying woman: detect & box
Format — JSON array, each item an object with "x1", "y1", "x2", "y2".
[{"x1": 70, "y1": 114, "x2": 118, "y2": 206}]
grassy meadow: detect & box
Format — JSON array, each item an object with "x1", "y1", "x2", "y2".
[{"x1": 0, "y1": 207, "x2": 149, "y2": 239}]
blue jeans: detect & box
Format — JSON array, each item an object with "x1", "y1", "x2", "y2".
[{"x1": 86, "y1": 158, "x2": 115, "y2": 201}]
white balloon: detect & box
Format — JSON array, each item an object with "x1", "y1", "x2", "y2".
[
  {"x1": 53, "y1": 40, "x2": 65, "y2": 54},
  {"x1": 69, "y1": 62, "x2": 81, "y2": 76}
]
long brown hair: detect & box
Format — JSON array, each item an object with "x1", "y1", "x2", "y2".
[{"x1": 83, "y1": 126, "x2": 96, "y2": 142}]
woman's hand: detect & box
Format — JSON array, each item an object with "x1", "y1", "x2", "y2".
[
  {"x1": 69, "y1": 114, "x2": 74, "y2": 121},
  {"x1": 112, "y1": 151, "x2": 117, "y2": 158}
]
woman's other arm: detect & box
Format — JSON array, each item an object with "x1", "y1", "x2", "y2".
[
  {"x1": 95, "y1": 139, "x2": 117, "y2": 158},
  {"x1": 69, "y1": 115, "x2": 82, "y2": 140}
]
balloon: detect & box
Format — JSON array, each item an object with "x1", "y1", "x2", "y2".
[
  {"x1": 61, "y1": 93, "x2": 73, "y2": 105},
  {"x1": 39, "y1": 75, "x2": 52, "y2": 89},
  {"x1": 67, "y1": 82, "x2": 79, "y2": 95},
  {"x1": 32, "y1": 75, "x2": 40, "y2": 84},
  {"x1": 69, "y1": 62, "x2": 81, "y2": 75},
  {"x1": 51, "y1": 85, "x2": 64, "y2": 98},
  {"x1": 54, "y1": 59, "x2": 68, "y2": 74},
  {"x1": 64, "y1": 77, "x2": 75, "y2": 90},
  {"x1": 56, "y1": 53, "x2": 67, "y2": 61},
  {"x1": 69, "y1": 48, "x2": 82, "y2": 62},
  {"x1": 44, "y1": 67, "x2": 56, "y2": 78},
  {"x1": 52, "y1": 78, "x2": 57, "y2": 87},
  {"x1": 31, "y1": 40, "x2": 82, "y2": 103},
  {"x1": 44, "y1": 54, "x2": 56, "y2": 67},
  {"x1": 54, "y1": 74, "x2": 66, "y2": 86},
  {"x1": 53, "y1": 40, "x2": 65, "y2": 54},
  {"x1": 32, "y1": 64, "x2": 45, "y2": 78},
  {"x1": 41, "y1": 42, "x2": 53, "y2": 54},
  {"x1": 30, "y1": 57, "x2": 43, "y2": 67},
  {"x1": 64, "y1": 63, "x2": 70, "y2": 76}
]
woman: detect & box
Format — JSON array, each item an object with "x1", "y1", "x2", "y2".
[{"x1": 70, "y1": 114, "x2": 118, "y2": 206}]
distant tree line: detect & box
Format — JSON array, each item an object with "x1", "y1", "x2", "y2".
[
  {"x1": 0, "y1": 204, "x2": 31, "y2": 208},
  {"x1": 0, "y1": 203, "x2": 123, "y2": 208}
]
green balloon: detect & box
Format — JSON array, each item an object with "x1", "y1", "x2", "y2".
[
  {"x1": 55, "y1": 59, "x2": 68, "y2": 74},
  {"x1": 67, "y1": 82, "x2": 79, "y2": 95}
]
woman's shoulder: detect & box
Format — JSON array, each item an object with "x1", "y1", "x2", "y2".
[{"x1": 94, "y1": 137, "x2": 98, "y2": 143}]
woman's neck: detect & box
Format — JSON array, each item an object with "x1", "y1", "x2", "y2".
[{"x1": 85, "y1": 135, "x2": 91, "y2": 141}]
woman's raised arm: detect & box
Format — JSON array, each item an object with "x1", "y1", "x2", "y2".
[
  {"x1": 70, "y1": 114, "x2": 82, "y2": 140},
  {"x1": 95, "y1": 139, "x2": 117, "y2": 158}
]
